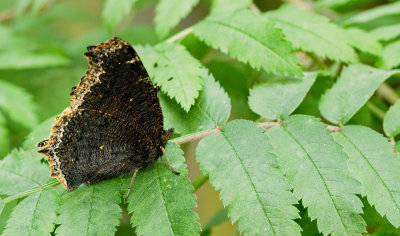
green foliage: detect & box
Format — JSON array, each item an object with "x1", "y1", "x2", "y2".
[
  {"x1": 102, "y1": 0, "x2": 136, "y2": 32},
  {"x1": 384, "y1": 100, "x2": 400, "y2": 138},
  {"x1": 248, "y1": 72, "x2": 317, "y2": 120},
  {"x1": 370, "y1": 24, "x2": 400, "y2": 41},
  {"x1": 22, "y1": 117, "x2": 53, "y2": 150},
  {"x1": 319, "y1": 64, "x2": 397, "y2": 125},
  {"x1": 0, "y1": 114, "x2": 10, "y2": 157},
  {"x1": 137, "y1": 43, "x2": 204, "y2": 111},
  {"x1": 333, "y1": 126, "x2": 400, "y2": 228},
  {"x1": 378, "y1": 40, "x2": 400, "y2": 69},
  {"x1": 265, "y1": 4, "x2": 357, "y2": 62},
  {"x1": 161, "y1": 69, "x2": 230, "y2": 134},
  {"x1": 155, "y1": 0, "x2": 199, "y2": 38},
  {"x1": 344, "y1": 1, "x2": 400, "y2": 25},
  {"x1": 197, "y1": 120, "x2": 301, "y2": 235},
  {"x1": 210, "y1": 0, "x2": 252, "y2": 14},
  {"x1": 344, "y1": 28, "x2": 382, "y2": 56},
  {"x1": 193, "y1": 9, "x2": 302, "y2": 76},
  {"x1": 56, "y1": 178, "x2": 122, "y2": 235},
  {"x1": 200, "y1": 208, "x2": 228, "y2": 236},
  {"x1": 127, "y1": 142, "x2": 200, "y2": 236},
  {"x1": 267, "y1": 115, "x2": 366, "y2": 236},
  {"x1": 0, "y1": 197, "x2": 3, "y2": 215},
  {"x1": 3, "y1": 188, "x2": 59, "y2": 236}
]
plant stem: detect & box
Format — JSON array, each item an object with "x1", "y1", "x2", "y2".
[
  {"x1": 377, "y1": 83, "x2": 399, "y2": 105},
  {"x1": 2, "y1": 180, "x2": 60, "y2": 204},
  {"x1": 192, "y1": 174, "x2": 209, "y2": 191},
  {"x1": 367, "y1": 102, "x2": 386, "y2": 120},
  {"x1": 171, "y1": 127, "x2": 222, "y2": 145},
  {"x1": 309, "y1": 53, "x2": 328, "y2": 70},
  {"x1": 165, "y1": 27, "x2": 193, "y2": 44}
]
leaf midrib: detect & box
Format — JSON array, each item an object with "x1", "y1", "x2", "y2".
[
  {"x1": 84, "y1": 187, "x2": 95, "y2": 236},
  {"x1": 27, "y1": 191, "x2": 42, "y2": 236},
  {"x1": 281, "y1": 126, "x2": 349, "y2": 235},
  {"x1": 340, "y1": 131, "x2": 400, "y2": 213},
  {"x1": 220, "y1": 131, "x2": 276, "y2": 235},
  {"x1": 155, "y1": 165, "x2": 175, "y2": 235},
  {"x1": 201, "y1": 19, "x2": 298, "y2": 73}
]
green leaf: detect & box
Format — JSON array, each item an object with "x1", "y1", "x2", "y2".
[
  {"x1": 56, "y1": 178, "x2": 122, "y2": 236},
  {"x1": 22, "y1": 117, "x2": 54, "y2": 150},
  {"x1": 0, "y1": 197, "x2": 4, "y2": 215},
  {"x1": 319, "y1": 64, "x2": 398, "y2": 125},
  {"x1": 344, "y1": 28, "x2": 382, "y2": 56},
  {"x1": 265, "y1": 4, "x2": 357, "y2": 63},
  {"x1": 0, "y1": 80, "x2": 38, "y2": 129},
  {"x1": 384, "y1": 100, "x2": 400, "y2": 138},
  {"x1": 193, "y1": 10, "x2": 302, "y2": 76},
  {"x1": 3, "y1": 188, "x2": 59, "y2": 236},
  {"x1": 377, "y1": 40, "x2": 400, "y2": 69},
  {"x1": 201, "y1": 208, "x2": 228, "y2": 236},
  {"x1": 161, "y1": 69, "x2": 230, "y2": 135},
  {"x1": 0, "y1": 52, "x2": 70, "y2": 70},
  {"x1": 137, "y1": 43, "x2": 204, "y2": 111},
  {"x1": 369, "y1": 24, "x2": 400, "y2": 41},
  {"x1": 248, "y1": 72, "x2": 317, "y2": 120},
  {"x1": 332, "y1": 126, "x2": 400, "y2": 228},
  {"x1": 210, "y1": 0, "x2": 252, "y2": 14},
  {"x1": 0, "y1": 149, "x2": 49, "y2": 195},
  {"x1": 102, "y1": 0, "x2": 136, "y2": 32},
  {"x1": 267, "y1": 115, "x2": 366, "y2": 236},
  {"x1": 155, "y1": 0, "x2": 199, "y2": 38},
  {"x1": 196, "y1": 120, "x2": 301, "y2": 236},
  {"x1": 344, "y1": 1, "x2": 400, "y2": 25},
  {"x1": 127, "y1": 142, "x2": 200, "y2": 236},
  {"x1": 0, "y1": 113, "x2": 10, "y2": 157}
]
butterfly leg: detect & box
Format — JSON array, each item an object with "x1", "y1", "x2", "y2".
[
  {"x1": 160, "y1": 146, "x2": 180, "y2": 175},
  {"x1": 124, "y1": 168, "x2": 139, "y2": 204}
]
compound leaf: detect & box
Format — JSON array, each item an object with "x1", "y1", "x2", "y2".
[
  {"x1": 0, "y1": 80, "x2": 38, "y2": 129},
  {"x1": 267, "y1": 115, "x2": 365, "y2": 236},
  {"x1": 333, "y1": 126, "x2": 400, "y2": 228},
  {"x1": 344, "y1": 28, "x2": 382, "y2": 56},
  {"x1": 22, "y1": 117, "x2": 54, "y2": 150},
  {"x1": 137, "y1": 43, "x2": 203, "y2": 111},
  {"x1": 319, "y1": 64, "x2": 398, "y2": 125},
  {"x1": 3, "y1": 188, "x2": 59, "y2": 236},
  {"x1": 377, "y1": 40, "x2": 400, "y2": 69},
  {"x1": 193, "y1": 9, "x2": 302, "y2": 76},
  {"x1": 155, "y1": 0, "x2": 199, "y2": 38},
  {"x1": 0, "y1": 113, "x2": 10, "y2": 157},
  {"x1": 369, "y1": 24, "x2": 400, "y2": 42},
  {"x1": 249, "y1": 72, "x2": 317, "y2": 120},
  {"x1": 56, "y1": 178, "x2": 122, "y2": 236},
  {"x1": 265, "y1": 4, "x2": 357, "y2": 63},
  {"x1": 344, "y1": 1, "x2": 400, "y2": 25},
  {"x1": 210, "y1": 0, "x2": 252, "y2": 14},
  {"x1": 0, "y1": 149, "x2": 49, "y2": 195},
  {"x1": 161, "y1": 69, "x2": 230, "y2": 135},
  {"x1": 127, "y1": 142, "x2": 200, "y2": 236},
  {"x1": 384, "y1": 100, "x2": 400, "y2": 138},
  {"x1": 197, "y1": 120, "x2": 301, "y2": 236},
  {"x1": 102, "y1": 0, "x2": 136, "y2": 32}
]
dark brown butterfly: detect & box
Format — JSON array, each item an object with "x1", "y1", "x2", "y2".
[{"x1": 37, "y1": 37, "x2": 177, "y2": 199}]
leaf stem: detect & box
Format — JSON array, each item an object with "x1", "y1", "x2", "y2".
[
  {"x1": 367, "y1": 102, "x2": 386, "y2": 120},
  {"x1": 171, "y1": 127, "x2": 222, "y2": 145},
  {"x1": 192, "y1": 174, "x2": 209, "y2": 191},
  {"x1": 376, "y1": 83, "x2": 399, "y2": 105},
  {"x1": 2, "y1": 180, "x2": 60, "y2": 204},
  {"x1": 309, "y1": 53, "x2": 328, "y2": 70},
  {"x1": 165, "y1": 27, "x2": 193, "y2": 44}
]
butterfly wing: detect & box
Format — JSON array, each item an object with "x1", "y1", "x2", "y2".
[{"x1": 38, "y1": 38, "x2": 172, "y2": 190}]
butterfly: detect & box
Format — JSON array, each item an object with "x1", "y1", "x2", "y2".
[{"x1": 37, "y1": 37, "x2": 177, "y2": 201}]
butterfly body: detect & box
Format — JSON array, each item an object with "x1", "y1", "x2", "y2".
[{"x1": 38, "y1": 37, "x2": 172, "y2": 190}]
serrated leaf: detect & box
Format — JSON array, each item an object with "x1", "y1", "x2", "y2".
[
  {"x1": 344, "y1": 28, "x2": 382, "y2": 56},
  {"x1": 0, "y1": 197, "x2": 4, "y2": 215},
  {"x1": 161, "y1": 69, "x2": 230, "y2": 135},
  {"x1": 0, "y1": 80, "x2": 38, "y2": 129},
  {"x1": 369, "y1": 24, "x2": 400, "y2": 41},
  {"x1": 332, "y1": 126, "x2": 400, "y2": 228},
  {"x1": 384, "y1": 100, "x2": 400, "y2": 138},
  {"x1": 193, "y1": 10, "x2": 302, "y2": 76},
  {"x1": 248, "y1": 72, "x2": 317, "y2": 120},
  {"x1": 265, "y1": 4, "x2": 357, "y2": 63},
  {"x1": 197, "y1": 120, "x2": 301, "y2": 236},
  {"x1": 56, "y1": 178, "x2": 122, "y2": 236},
  {"x1": 127, "y1": 142, "x2": 200, "y2": 236},
  {"x1": 22, "y1": 117, "x2": 54, "y2": 150},
  {"x1": 3, "y1": 188, "x2": 59, "y2": 236},
  {"x1": 267, "y1": 115, "x2": 365, "y2": 236},
  {"x1": 0, "y1": 149, "x2": 49, "y2": 195},
  {"x1": 155, "y1": 0, "x2": 199, "y2": 38},
  {"x1": 0, "y1": 113, "x2": 10, "y2": 157},
  {"x1": 137, "y1": 43, "x2": 203, "y2": 111},
  {"x1": 319, "y1": 64, "x2": 398, "y2": 125},
  {"x1": 377, "y1": 40, "x2": 400, "y2": 69},
  {"x1": 344, "y1": 1, "x2": 400, "y2": 25},
  {"x1": 102, "y1": 0, "x2": 136, "y2": 32},
  {"x1": 210, "y1": 0, "x2": 252, "y2": 14}
]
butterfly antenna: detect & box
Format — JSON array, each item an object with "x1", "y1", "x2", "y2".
[
  {"x1": 161, "y1": 146, "x2": 180, "y2": 175},
  {"x1": 124, "y1": 168, "x2": 139, "y2": 204}
]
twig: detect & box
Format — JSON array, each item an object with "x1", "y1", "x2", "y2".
[
  {"x1": 376, "y1": 83, "x2": 399, "y2": 105},
  {"x1": 309, "y1": 53, "x2": 328, "y2": 70},
  {"x1": 257, "y1": 121, "x2": 281, "y2": 129},
  {"x1": 367, "y1": 102, "x2": 386, "y2": 120},
  {"x1": 165, "y1": 27, "x2": 193, "y2": 44},
  {"x1": 171, "y1": 127, "x2": 222, "y2": 145},
  {"x1": 327, "y1": 125, "x2": 341, "y2": 132}
]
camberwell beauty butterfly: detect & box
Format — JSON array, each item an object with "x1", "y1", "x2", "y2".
[{"x1": 37, "y1": 37, "x2": 177, "y2": 199}]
